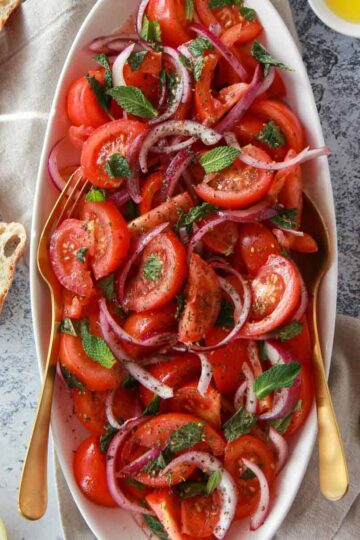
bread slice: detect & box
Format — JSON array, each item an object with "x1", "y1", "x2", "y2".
[
  {"x1": 0, "y1": 0, "x2": 22, "y2": 31},
  {"x1": 0, "y1": 222, "x2": 26, "y2": 313}
]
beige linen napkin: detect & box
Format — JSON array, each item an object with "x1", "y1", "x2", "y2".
[{"x1": 1, "y1": 1, "x2": 359, "y2": 539}]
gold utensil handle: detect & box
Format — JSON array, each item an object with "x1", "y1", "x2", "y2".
[
  {"x1": 18, "y1": 330, "x2": 59, "y2": 520},
  {"x1": 312, "y1": 298, "x2": 349, "y2": 501}
]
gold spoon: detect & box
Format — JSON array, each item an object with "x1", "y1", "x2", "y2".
[{"x1": 293, "y1": 192, "x2": 349, "y2": 501}]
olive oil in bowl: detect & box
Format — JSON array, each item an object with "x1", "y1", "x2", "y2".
[{"x1": 325, "y1": 0, "x2": 360, "y2": 23}]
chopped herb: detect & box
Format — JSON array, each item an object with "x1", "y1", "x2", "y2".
[
  {"x1": 97, "y1": 274, "x2": 116, "y2": 301},
  {"x1": 193, "y1": 57, "x2": 205, "y2": 81},
  {"x1": 259, "y1": 341, "x2": 268, "y2": 361},
  {"x1": 280, "y1": 247, "x2": 291, "y2": 259},
  {"x1": 175, "y1": 202, "x2": 217, "y2": 233},
  {"x1": 206, "y1": 469, "x2": 222, "y2": 495},
  {"x1": 126, "y1": 478, "x2": 145, "y2": 490},
  {"x1": 185, "y1": 0, "x2": 195, "y2": 20},
  {"x1": 277, "y1": 321, "x2": 304, "y2": 341},
  {"x1": 142, "y1": 450, "x2": 171, "y2": 474},
  {"x1": 166, "y1": 71, "x2": 180, "y2": 105},
  {"x1": 128, "y1": 50, "x2": 149, "y2": 71},
  {"x1": 60, "y1": 365, "x2": 85, "y2": 391},
  {"x1": 143, "y1": 395, "x2": 161, "y2": 416},
  {"x1": 105, "y1": 153, "x2": 130, "y2": 179},
  {"x1": 167, "y1": 421, "x2": 204, "y2": 453},
  {"x1": 86, "y1": 74, "x2": 110, "y2": 112},
  {"x1": 100, "y1": 424, "x2": 120, "y2": 453},
  {"x1": 200, "y1": 146, "x2": 240, "y2": 173},
  {"x1": 93, "y1": 53, "x2": 112, "y2": 89},
  {"x1": 188, "y1": 37, "x2": 214, "y2": 58},
  {"x1": 240, "y1": 6, "x2": 256, "y2": 21},
  {"x1": 143, "y1": 515, "x2": 169, "y2": 540},
  {"x1": 85, "y1": 188, "x2": 106, "y2": 202},
  {"x1": 75, "y1": 247, "x2": 88, "y2": 263},
  {"x1": 141, "y1": 15, "x2": 162, "y2": 45},
  {"x1": 269, "y1": 399, "x2": 302, "y2": 435},
  {"x1": 59, "y1": 318, "x2": 78, "y2": 337},
  {"x1": 175, "y1": 293, "x2": 185, "y2": 320},
  {"x1": 253, "y1": 362, "x2": 302, "y2": 400},
  {"x1": 121, "y1": 375, "x2": 138, "y2": 389},
  {"x1": 271, "y1": 208, "x2": 298, "y2": 230},
  {"x1": 256, "y1": 120, "x2": 285, "y2": 148},
  {"x1": 179, "y1": 54, "x2": 191, "y2": 68},
  {"x1": 208, "y1": 0, "x2": 240, "y2": 8},
  {"x1": 143, "y1": 253, "x2": 163, "y2": 282},
  {"x1": 252, "y1": 41, "x2": 294, "y2": 77},
  {"x1": 79, "y1": 320, "x2": 116, "y2": 369},
  {"x1": 215, "y1": 300, "x2": 235, "y2": 328},
  {"x1": 107, "y1": 85, "x2": 158, "y2": 119},
  {"x1": 223, "y1": 407, "x2": 258, "y2": 442},
  {"x1": 240, "y1": 467, "x2": 256, "y2": 480},
  {"x1": 177, "y1": 480, "x2": 208, "y2": 499}
]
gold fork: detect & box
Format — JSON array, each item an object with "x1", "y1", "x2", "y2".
[{"x1": 18, "y1": 172, "x2": 89, "y2": 520}]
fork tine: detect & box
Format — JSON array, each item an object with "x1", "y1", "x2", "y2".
[{"x1": 54, "y1": 173, "x2": 89, "y2": 228}]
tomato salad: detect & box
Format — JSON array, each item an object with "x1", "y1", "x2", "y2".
[{"x1": 49, "y1": 1, "x2": 329, "y2": 538}]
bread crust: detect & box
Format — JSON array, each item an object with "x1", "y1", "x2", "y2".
[
  {"x1": 0, "y1": 0, "x2": 22, "y2": 31},
  {"x1": 0, "y1": 222, "x2": 26, "y2": 313}
]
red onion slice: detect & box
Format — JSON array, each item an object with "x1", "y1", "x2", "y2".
[
  {"x1": 112, "y1": 43, "x2": 135, "y2": 87},
  {"x1": 247, "y1": 340, "x2": 262, "y2": 377},
  {"x1": 233, "y1": 381, "x2": 248, "y2": 410},
  {"x1": 242, "y1": 457, "x2": 270, "y2": 530},
  {"x1": 292, "y1": 272, "x2": 309, "y2": 322},
  {"x1": 162, "y1": 451, "x2": 237, "y2": 539},
  {"x1": 195, "y1": 352, "x2": 213, "y2": 396},
  {"x1": 106, "y1": 416, "x2": 155, "y2": 514},
  {"x1": 190, "y1": 22, "x2": 249, "y2": 82},
  {"x1": 139, "y1": 120, "x2": 222, "y2": 173},
  {"x1": 237, "y1": 145, "x2": 331, "y2": 171},
  {"x1": 118, "y1": 446, "x2": 162, "y2": 478},
  {"x1": 126, "y1": 129, "x2": 149, "y2": 204},
  {"x1": 105, "y1": 389, "x2": 123, "y2": 430},
  {"x1": 117, "y1": 222, "x2": 169, "y2": 304},
  {"x1": 277, "y1": 227, "x2": 304, "y2": 237},
  {"x1": 136, "y1": 0, "x2": 150, "y2": 38},
  {"x1": 48, "y1": 137, "x2": 80, "y2": 191},
  {"x1": 152, "y1": 137, "x2": 195, "y2": 154},
  {"x1": 242, "y1": 362, "x2": 257, "y2": 414},
  {"x1": 164, "y1": 148, "x2": 194, "y2": 198},
  {"x1": 88, "y1": 34, "x2": 138, "y2": 54},
  {"x1": 268, "y1": 427, "x2": 288, "y2": 473},
  {"x1": 223, "y1": 131, "x2": 240, "y2": 150},
  {"x1": 263, "y1": 340, "x2": 296, "y2": 366},
  {"x1": 107, "y1": 187, "x2": 131, "y2": 208}
]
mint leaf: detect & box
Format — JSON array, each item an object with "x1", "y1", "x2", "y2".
[
  {"x1": 175, "y1": 202, "x2": 216, "y2": 233},
  {"x1": 97, "y1": 274, "x2": 116, "y2": 301},
  {"x1": 177, "y1": 480, "x2": 208, "y2": 499},
  {"x1": 126, "y1": 478, "x2": 145, "y2": 490},
  {"x1": 200, "y1": 146, "x2": 240, "y2": 173},
  {"x1": 253, "y1": 362, "x2": 301, "y2": 400},
  {"x1": 185, "y1": 0, "x2": 195, "y2": 20},
  {"x1": 93, "y1": 53, "x2": 112, "y2": 89},
  {"x1": 59, "y1": 318, "x2": 78, "y2": 337},
  {"x1": 107, "y1": 85, "x2": 158, "y2": 119},
  {"x1": 193, "y1": 57, "x2": 205, "y2": 81},
  {"x1": 206, "y1": 470, "x2": 221, "y2": 495},
  {"x1": 60, "y1": 365, "x2": 85, "y2": 391},
  {"x1": 215, "y1": 300, "x2": 235, "y2": 328},
  {"x1": 208, "y1": 0, "x2": 237, "y2": 8},
  {"x1": 86, "y1": 74, "x2": 110, "y2": 112},
  {"x1": 167, "y1": 421, "x2": 204, "y2": 453},
  {"x1": 105, "y1": 153, "x2": 130, "y2": 179},
  {"x1": 75, "y1": 247, "x2": 88, "y2": 263},
  {"x1": 240, "y1": 7, "x2": 256, "y2": 21},
  {"x1": 223, "y1": 408, "x2": 258, "y2": 442},
  {"x1": 166, "y1": 71, "x2": 181, "y2": 105},
  {"x1": 143, "y1": 253, "x2": 163, "y2": 282},
  {"x1": 188, "y1": 37, "x2": 214, "y2": 58},
  {"x1": 143, "y1": 515, "x2": 169, "y2": 540},
  {"x1": 141, "y1": 15, "x2": 162, "y2": 44},
  {"x1": 175, "y1": 293, "x2": 185, "y2": 320},
  {"x1": 121, "y1": 375, "x2": 138, "y2": 389},
  {"x1": 143, "y1": 395, "x2": 161, "y2": 416},
  {"x1": 280, "y1": 247, "x2": 291, "y2": 259},
  {"x1": 100, "y1": 424, "x2": 120, "y2": 453},
  {"x1": 142, "y1": 449, "x2": 171, "y2": 474},
  {"x1": 256, "y1": 121, "x2": 285, "y2": 148},
  {"x1": 85, "y1": 188, "x2": 106, "y2": 202},
  {"x1": 79, "y1": 320, "x2": 117, "y2": 369},
  {"x1": 277, "y1": 321, "x2": 304, "y2": 341},
  {"x1": 269, "y1": 401, "x2": 301, "y2": 435},
  {"x1": 128, "y1": 50, "x2": 148, "y2": 71},
  {"x1": 259, "y1": 341, "x2": 268, "y2": 361},
  {"x1": 271, "y1": 208, "x2": 298, "y2": 230},
  {"x1": 252, "y1": 41, "x2": 293, "y2": 77}
]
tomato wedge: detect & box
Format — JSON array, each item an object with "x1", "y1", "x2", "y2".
[
  {"x1": 285, "y1": 363, "x2": 314, "y2": 437},
  {"x1": 146, "y1": 490, "x2": 183, "y2": 540},
  {"x1": 195, "y1": 146, "x2": 274, "y2": 209},
  {"x1": 168, "y1": 380, "x2": 222, "y2": 429},
  {"x1": 49, "y1": 218, "x2": 94, "y2": 297},
  {"x1": 146, "y1": 0, "x2": 192, "y2": 48},
  {"x1": 67, "y1": 70, "x2": 110, "y2": 128},
  {"x1": 240, "y1": 255, "x2": 301, "y2": 336},
  {"x1": 123, "y1": 230, "x2": 187, "y2": 312},
  {"x1": 81, "y1": 119, "x2": 147, "y2": 188},
  {"x1": 139, "y1": 171, "x2": 164, "y2": 215},
  {"x1": 181, "y1": 492, "x2": 220, "y2": 538},
  {"x1": 203, "y1": 221, "x2": 239, "y2": 256},
  {"x1": 234, "y1": 223, "x2": 281, "y2": 276},
  {"x1": 80, "y1": 200, "x2": 130, "y2": 280},
  {"x1": 179, "y1": 254, "x2": 222, "y2": 343}
]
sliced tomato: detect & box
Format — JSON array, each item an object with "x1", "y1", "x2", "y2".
[
  {"x1": 81, "y1": 119, "x2": 147, "y2": 188},
  {"x1": 285, "y1": 363, "x2": 314, "y2": 437},
  {"x1": 68, "y1": 125, "x2": 94, "y2": 149},
  {"x1": 267, "y1": 149, "x2": 298, "y2": 200},
  {"x1": 203, "y1": 221, "x2": 239, "y2": 256},
  {"x1": 123, "y1": 230, "x2": 187, "y2": 312},
  {"x1": 234, "y1": 223, "x2": 281, "y2": 276},
  {"x1": 168, "y1": 380, "x2": 222, "y2": 429},
  {"x1": 139, "y1": 171, "x2": 164, "y2": 215},
  {"x1": 59, "y1": 311, "x2": 123, "y2": 391},
  {"x1": 49, "y1": 219, "x2": 94, "y2": 297},
  {"x1": 146, "y1": 0, "x2": 192, "y2": 48},
  {"x1": 181, "y1": 492, "x2": 220, "y2": 538},
  {"x1": 282, "y1": 315, "x2": 312, "y2": 364},
  {"x1": 146, "y1": 490, "x2": 183, "y2": 540},
  {"x1": 224, "y1": 435, "x2": 275, "y2": 519},
  {"x1": 179, "y1": 254, "x2": 222, "y2": 343},
  {"x1": 195, "y1": 0, "x2": 262, "y2": 36},
  {"x1": 80, "y1": 200, "x2": 130, "y2": 280},
  {"x1": 273, "y1": 229, "x2": 319, "y2": 253},
  {"x1": 240, "y1": 254, "x2": 301, "y2": 337},
  {"x1": 67, "y1": 70, "x2": 110, "y2": 128},
  {"x1": 62, "y1": 288, "x2": 96, "y2": 319},
  {"x1": 124, "y1": 52, "x2": 161, "y2": 103},
  {"x1": 277, "y1": 162, "x2": 303, "y2": 225},
  {"x1": 121, "y1": 302, "x2": 177, "y2": 359},
  {"x1": 195, "y1": 146, "x2": 274, "y2": 209},
  {"x1": 73, "y1": 435, "x2": 116, "y2": 507},
  {"x1": 129, "y1": 192, "x2": 193, "y2": 239}
]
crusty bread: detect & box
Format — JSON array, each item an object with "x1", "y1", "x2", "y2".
[
  {"x1": 0, "y1": 222, "x2": 26, "y2": 313},
  {"x1": 0, "y1": 0, "x2": 21, "y2": 31}
]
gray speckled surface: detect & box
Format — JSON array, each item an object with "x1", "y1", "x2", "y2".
[{"x1": 0, "y1": 2, "x2": 359, "y2": 539}]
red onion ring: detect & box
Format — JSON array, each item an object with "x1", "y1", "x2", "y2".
[
  {"x1": 112, "y1": 43, "x2": 135, "y2": 87},
  {"x1": 117, "y1": 222, "x2": 169, "y2": 304},
  {"x1": 139, "y1": 120, "x2": 222, "y2": 173},
  {"x1": 107, "y1": 187, "x2": 131, "y2": 208},
  {"x1": 292, "y1": 272, "x2": 309, "y2": 322},
  {"x1": 268, "y1": 427, "x2": 288, "y2": 473},
  {"x1": 118, "y1": 446, "x2": 162, "y2": 478},
  {"x1": 152, "y1": 137, "x2": 195, "y2": 154},
  {"x1": 247, "y1": 340, "x2": 262, "y2": 377},
  {"x1": 163, "y1": 148, "x2": 194, "y2": 198},
  {"x1": 182, "y1": 170, "x2": 200, "y2": 203},
  {"x1": 237, "y1": 145, "x2": 331, "y2": 171},
  {"x1": 162, "y1": 451, "x2": 237, "y2": 539},
  {"x1": 48, "y1": 138, "x2": 80, "y2": 191},
  {"x1": 87, "y1": 34, "x2": 138, "y2": 54},
  {"x1": 223, "y1": 131, "x2": 240, "y2": 150},
  {"x1": 126, "y1": 129, "x2": 149, "y2": 204},
  {"x1": 105, "y1": 389, "x2": 123, "y2": 430},
  {"x1": 242, "y1": 457, "x2": 270, "y2": 530},
  {"x1": 190, "y1": 22, "x2": 249, "y2": 82},
  {"x1": 195, "y1": 352, "x2": 213, "y2": 396},
  {"x1": 106, "y1": 416, "x2": 155, "y2": 514},
  {"x1": 278, "y1": 227, "x2": 304, "y2": 237},
  {"x1": 242, "y1": 362, "x2": 257, "y2": 414},
  {"x1": 233, "y1": 381, "x2": 248, "y2": 410},
  {"x1": 136, "y1": 0, "x2": 150, "y2": 39}
]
